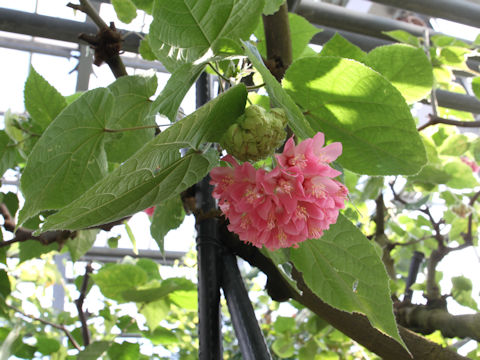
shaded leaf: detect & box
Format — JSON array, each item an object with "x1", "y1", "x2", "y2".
[
  {"x1": 122, "y1": 277, "x2": 194, "y2": 303},
  {"x1": 263, "y1": 0, "x2": 284, "y2": 15},
  {"x1": 66, "y1": 229, "x2": 98, "y2": 262},
  {"x1": 383, "y1": 30, "x2": 420, "y2": 47},
  {"x1": 77, "y1": 341, "x2": 110, "y2": 360},
  {"x1": 0, "y1": 131, "x2": 16, "y2": 177},
  {"x1": 451, "y1": 276, "x2": 478, "y2": 311},
  {"x1": 41, "y1": 85, "x2": 246, "y2": 232},
  {"x1": 19, "y1": 240, "x2": 58, "y2": 264},
  {"x1": 283, "y1": 56, "x2": 426, "y2": 175},
  {"x1": 143, "y1": 326, "x2": 179, "y2": 345},
  {"x1": 107, "y1": 342, "x2": 140, "y2": 360},
  {"x1": 35, "y1": 337, "x2": 60, "y2": 355}
]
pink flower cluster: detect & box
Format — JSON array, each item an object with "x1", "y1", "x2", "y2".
[
  {"x1": 210, "y1": 132, "x2": 348, "y2": 250},
  {"x1": 461, "y1": 156, "x2": 480, "y2": 173}
]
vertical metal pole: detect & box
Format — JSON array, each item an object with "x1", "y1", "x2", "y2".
[
  {"x1": 221, "y1": 253, "x2": 272, "y2": 360},
  {"x1": 195, "y1": 72, "x2": 223, "y2": 360}
]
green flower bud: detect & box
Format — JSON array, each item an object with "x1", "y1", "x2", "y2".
[{"x1": 221, "y1": 105, "x2": 287, "y2": 161}]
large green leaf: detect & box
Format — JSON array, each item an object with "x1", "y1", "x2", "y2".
[
  {"x1": 40, "y1": 84, "x2": 247, "y2": 232},
  {"x1": 445, "y1": 161, "x2": 478, "y2": 189},
  {"x1": 364, "y1": 44, "x2": 433, "y2": 103},
  {"x1": 255, "y1": 13, "x2": 321, "y2": 60},
  {"x1": 24, "y1": 67, "x2": 67, "y2": 131},
  {"x1": 151, "y1": 63, "x2": 205, "y2": 121},
  {"x1": 291, "y1": 214, "x2": 405, "y2": 348},
  {"x1": 150, "y1": 196, "x2": 185, "y2": 254},
  {"x1": 283, "y1": 56, "x2": 427, "y2": 175},
  {"x1": 19, "y1": 76, "x2": 159, "y2": 226},
  {"x1": 243, "y1": 41, "x2": 314, "y2": 139},
  {"x1": 149, "y1": 0, "x2": 264, "y2": 72},
  {"x1": 19, "y1": 88, "x2": 113, "y2": 226},
  {"x1": 105, "y1": 75, "x2": 158, "y2": 162}
]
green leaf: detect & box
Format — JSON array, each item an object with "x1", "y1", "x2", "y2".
[
  {"x1": 431, "y1": 35, "x2": 470, "y2": 48},
  {"x1": 445, "y1": 161, "x2": 478, "y2": 189},
  {"x1": 273, "y1": 316, "x2": 295, "y2": 333},
  {"x1": 2, "y1": 192, "x2": 19, "y2": 218},
  {"x1": 41, "y1": 84, "x2": 247, "y2": 232},
  {"x1": 472, "y1": 77, "x2": 480, "y2": 100},
  {"x1": 283, "y1": 56, "x2": 426, "y2": 175},
  {"x1": 111, "y1": 0, "x2": 137, "y2": 23},
  {"x1": 140, "y1": 298, "x2": 170, "y2": 330},
  {"x1": 93, "y1": 263, "x2": 147, "y2": 302},
  {"x1": 149, "y1": 0, "x2": 264, "y2": 72},
  {"x1": 169, "y1": 290, "x2": 197, "y2": 310},
  {"x1": 139, "y1": 36, "x2": 157, "y2": 61},
  {"x1": 151, "y1": 63, "x2": 205, "y2": 121},
  {"x1": 107, "y1": 342, "x2": 140, "y2": 360},
  {"x1": 150, "y1": 196, "x2": 185, "y2": 254},
  {"x1": 364, "y1": 44, "x2": 433, "y2": 103},
  {"x1": 66, "y1": 229, "x2": 98, "y2": 262},
  {"x1": 122, "y1": 277, "x2": 194, "y2": 303},
  {"x1": 24, "y1": 67, "x2": 67, "y2": 130},
  {"x1": 35, "y1": 337, "x2": 60, "y2": 355},
  {"x1": 383, "y1": 30, "x2": 420, "y2": 47},
  {"x1": 255, "y1": 13, "x2": 320, "y2": 61},
  {"x1": 136, "y1": 258, "x2": 161, "y2": 281},
  {"x1": 451, "y1": 276, "x2": 478, "y2": 311},
  {"x1": 124, "y1": 221, "x2": 138, "y2": 254},
  {"x1": 319, "y1": 33, "x2": 366, "y2": 62},
  {"x1": 105, "y1": 75, "x2": 158, "y2": 163},
  {"x1": 438, "y1": 46, "x2": 470, "y2": 69},
  {"x1": 439, "y1": 134, "x2": 469, "y2": 156},
  {"x1": 77, "y1": 341, "x2": 110, "y2": 360},
  {"x1": 143, "y1": 326, "x2": 179, "y2": 345},
  {"x1": 19, "y1": 240, "x2": 58, "y2": 263},
  {"x1": 272, "y1": 335, "x2": 295, "y2": 358},
  {"x1": 131, "y1": 0, "x2": 153, "y2": 14},
  {"x1": 263, "y1": 0, "x2": 284, "y2": 15},
  {"x1": 290, "y1": 214, "x2": 405, "y2": 349},
  {"x1": 18, "y1": 88, "x2": 113, "y2": 226},
  {"x1": 243, "y1": 40, "x2": 314, "y2": 139},
  {"x1": 0, "y1": 131, "x2": 16, "y2": 177}
]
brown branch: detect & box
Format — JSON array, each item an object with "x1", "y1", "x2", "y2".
[
  {"x1": 396, "y1": 302, "x2": 480, "y2": 342},
  {"x1": 220, "y1": 221, "x2": 468, "y2": 360},
  {"x1": 463, "y1": 190, "x2": 480, "y2": 245},
  {"x1": 262, "y1": 4, "x2": 292, "y2": 81},
  {"x1": 75, "y1": 262, "x2": 93, "y2": 347},
  {"x1": 374, "y1": 194, "x2": 396, "y2": 279},
  {"x1": 7, "y1": 304, "x2": 82, "y2": 351},
  {"x1": 67, "y1": 0, "x2": 127, "y2": 78},
  {"x1": 418, "y1": 114, "x2": 480, "y2": 131}
]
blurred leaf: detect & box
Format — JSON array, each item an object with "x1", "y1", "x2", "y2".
[
  {"x1": 66, "y1": 229, "x2": 97, "y2": 262},
  {"x1": 383, "y1": 30, "x2": 420, "y2": 47},
  {"x1": 150, "y1": 196, "x2": 185, "y2": 254},
  {"x1": 140, "y1": 298, "x2": 170, "y2": 330},
  {"x1": 274, "y1": 316, "x2": 295, "y2": 333},
  {"x1": 263, "y1": 0, "x2": 284, "y2": 15},
  {"x1": 111, "y1": 0, "x2": 137, "y2": 23},
  {"x1": 451, "y1": 276, "x2": 478, "y2": 311},
  {"x1": 131, "y1": 0, "x2": 153, "y2": 14},
  {"x1": 444, "y1": 161, "x2": 478, "y2": 189},
  {"x1": 136, "y1": 258, "x2": 161, "y2": 281},
  {"x1": 0, "y1": 270, "x2": 10, "y2": 299},
  {"x1": 272, "y1": 335, "x2": 295, "y2": 358},
  {"x1": 107, "y1": 342, "x2": 140, "y2": 360},
  {"x1": 439, "y1": 134, "x2": 469, "y2": 156},
  {"x1": 77, "y1": 341, "x2": 110, "y2": 360},
  {"x1": 472, "y1": 77, "x2": 480, "y2": 100},
  {"x1": 0, "y1": 131, "x2": 16, "y2": 177},
  {"x1": 143, "y1": 326, "x2": 179, "y2": 345},
  {"x1": 19, "y1": 240, "x2": 58, "y2": 264},
  {"x1": 93, "y1": 264, "x2": 147, "y2": 302},
  {"x1": 138, "y1": 36, "x2": 157, "y2": 61},
  {"x1": 35, "y1": 337, "x2": 60, "y2": 355},
  {"x1": 169, "y1": 290, "x2": 197, "y2": 310},
  {"x1": 122, "y1": 277, "x2": 195, "y2": 303}
]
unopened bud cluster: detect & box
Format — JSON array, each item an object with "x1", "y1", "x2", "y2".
[{"x1": 220, "y1": 105, "x2": 287, "y2": 162}]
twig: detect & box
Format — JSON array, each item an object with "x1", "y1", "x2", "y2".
[
  {"x1": 420, "y1": 206, "x2": 445, "y2": 247},
  {"x1": 424, "y1": 28, "x2": 439, "y2": 118},
  {"x1": 67, "y1": 0, "x2": 127, "y2": 78},
  {"x1": 463, "y1": 190, "x2": 480, "y2": 245},
  {"x1": 67, "y1": 0, "x2": 108, "y2": 29},
  {"x1": 75, "y1": 262, "x2": 93, "y2": 347},
  {"x1": 418, "y1": 114, "x2": 480, "y2": 131},
  {"x1": 7, "y1": 304, "x2": 82, "y2": 351}
]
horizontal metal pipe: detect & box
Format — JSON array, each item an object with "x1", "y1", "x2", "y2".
[
  {"x1": 435, "y1": 89, "x2": 480, "y2": 114},
  {"x1": 0, "y1": 7, "x2": 141, "y2": 53},
  {"x1": 82, "y1": 246, "x2": 186, "y2": 264},
  {"x1": 0, "y1": 36, "x2": 75, "y2": 58},
  {"x1": 296, "y1": 0, "x2": 471, "y2": 42},
  {"x1": 368, "y1": 0, "x2": 480, "y2": 29}
]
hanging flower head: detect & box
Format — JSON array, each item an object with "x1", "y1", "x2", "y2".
[{"x1": 210, "y1": 132, "x2": 348, "y2": 250}]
